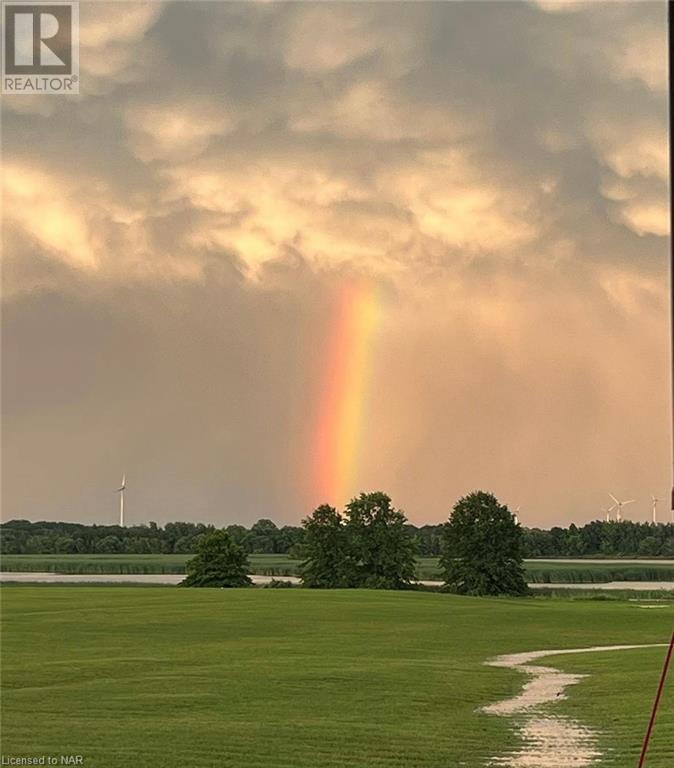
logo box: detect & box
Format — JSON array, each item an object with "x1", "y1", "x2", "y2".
[{"x1": 2, "y1": 1, "x2": 79, "y2": 94}]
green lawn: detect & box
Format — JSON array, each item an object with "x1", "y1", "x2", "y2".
[
  {"x1": 1, "y1": 587, "x2": 672, "y2": 767},
  {"x1": 550, "y1": 645, "x2": 674, "y2": 767},
  {"x1": 415, "y1": 558, "x2": 674, "y2": 583},
  {"x1": 3, "y1": 554, "x2": 674, "y2": 583},
  {"x1": 0, "y1": 553, "x2": 301, "y2": 576},
  {"x1": 521, "y1": 561, "x2": 674, "y2": 585}
]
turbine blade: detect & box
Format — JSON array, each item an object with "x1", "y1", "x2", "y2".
[{"x1": 609, "y1": 493, "x2": 619, "y2": 505}]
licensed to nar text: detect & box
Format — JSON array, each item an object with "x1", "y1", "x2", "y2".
[{"x1": 1, "y1": 757, "x2": 84, "y2": 766}]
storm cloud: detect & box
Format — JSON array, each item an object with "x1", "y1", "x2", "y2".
[{"x1": 1, "y1": 1, "x2": 669, "y2": 526}]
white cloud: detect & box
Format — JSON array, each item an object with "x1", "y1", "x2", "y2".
[
  {"x1": 289, "y1": 79, "x2": 472, "y2": 143},
  {"x1": 284, "y1": 4, "x2": 416, "y2": 76},
  {"x1": 3, "y1": 163, "x2": 98, "y2": 272},
  {"x1": 125, "y1": 98, "x2": 236, "y2": 161},
  {"x1": 79, "y1": 2, "x2": 163, "y2": 92},
  {"x1": 589, "y1": 113, "x2": 668, "y2": 237}
]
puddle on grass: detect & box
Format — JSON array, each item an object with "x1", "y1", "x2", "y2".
[
  {"x1": 482, "y1": 644, "x2": 666, "y2": 767},
  {"x1": 491, "y1": 717, "x2": 600, "y2": 767}
]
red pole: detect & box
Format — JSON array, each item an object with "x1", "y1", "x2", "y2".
[
  {"x1": 637, "y1": 632, "x2": 674, "y2": 768},
  {"x1": 668, "y1": 0, "x2": 674, "y2": 528}
]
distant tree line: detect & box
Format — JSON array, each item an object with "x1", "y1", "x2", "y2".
[
  {"x1": 521, "y1": 521, "x2": 674, "y2": 558},
  {"x1": 0, "y1": 519, "x2": 305, "y2": 557},
  {"x1": 1, "y1": 514, "x2": 673, "y2": 558}
]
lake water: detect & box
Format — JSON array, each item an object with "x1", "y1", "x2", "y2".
[
  {"x1": 0, "y1": 572, "x2": 298, "y2": 585},
  {"x1": 1, "y1": 572, "x2": 673, "y2": 590}
]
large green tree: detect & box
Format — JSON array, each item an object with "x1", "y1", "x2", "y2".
[
  {"x1": 440, "y1": 491, "x2": 528, "y2": 596},
  {"x1": 345, "y1": 492, "x2": 417, "y2": 589},
  {"x1": 300, "y1": 505, "x2": 354, "y2": 588},
  {"x1": 181, "y1": 529, "x2": 251, "y2": 588}
]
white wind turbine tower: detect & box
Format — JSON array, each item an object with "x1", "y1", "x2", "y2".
[
  {"x1": 513, "y1": 506, "x2": 520, "y2": 526},
  {"x1": 651, "y1": 495, "x2": 660, "y2": 524},
  {"x1": 609, "y1": 493, "x2": 634, "y2": 523},
  {"x1": 601, "y1": 506, "x2": 613, "y2": 523},
  {"x1": 117, "y1": 473, "x2": 126, "y2": 527}
]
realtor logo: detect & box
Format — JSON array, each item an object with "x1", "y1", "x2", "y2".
[{"x1": 2, "y1": 2, "x2": 79, "y2": 93}]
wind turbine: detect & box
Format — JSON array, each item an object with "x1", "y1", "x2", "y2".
[
  {"x1": 513, "y1": 505, "x2": 520, "y2": 526},
  {"x1": 651, "y1": 495, "x2": 660, "y2": 525},
  {"x1": 117, "y1": 473, "x2": 126, "y2": 527},
  {"x1": 601, "y1": 506, "x2": 613, "y2": 523},
  {"x1": 609, "y1": 493, "x2": 634, "y2": 523}
]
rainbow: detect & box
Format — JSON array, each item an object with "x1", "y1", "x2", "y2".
[{"x1": 313, "y1": 282, "x2": 384, "y2": 507}]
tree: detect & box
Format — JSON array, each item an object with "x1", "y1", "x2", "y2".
[
  {"x1": 174, "y1": 535, "x2": 196, "y2": 553},
  {"x1": 662, "y1": 536, "x2": 674, "y2": 557},
  {"x1": 638, "y1": 536, "x2": 661, "y2": 557},
  {"x1": 300, "y1": 505, "x2": 354, "y2": 588},
  {"x1": 54, "y1": 536, "x2": 76, "y2": 554},
  {"x1": 248, "y1": 519, "x2": 280, "y2": 553},
  {"x1": 181, "y1": 529, "x2": 251, "y2": 588},
  {"x1": 345, "y1": 492, "x2": 417, "y2": 589},
  {"x1": 279, "y1": 525, "x2": 305, "y2": 554},
  {"x1": 95, "y1": 535, "x2": 122, "y2": 554},
  {"x1": 226, "y1": 524, "x2": 250, "y2": 550},
  {"x1": 441, "y1": 491, "x2": 528, "y2": 596}
]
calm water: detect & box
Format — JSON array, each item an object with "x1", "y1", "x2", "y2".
[
  {"x1": 0, "y1": 572, "x2": 300, "y2": 585},
  {"x1": 1, "y1": 572, "x2": 673, "y2": 590}
]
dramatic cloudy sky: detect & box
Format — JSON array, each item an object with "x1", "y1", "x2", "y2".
[{"x1": 2, "y1": 0, "x2": 670, "y2": 527}]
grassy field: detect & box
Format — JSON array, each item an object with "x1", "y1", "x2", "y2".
[
  {"x1": 551, "y1": 645, "x2": 674, "y2": 767},
  {"x1": 417, "y1": 558, "x2": 674, "y2": 583},
  {"x1": 533, "y1": 587, "x2": 674, "y2": 600},
  {"x1": 0, "y1": 554, "x2": 300, "y2": 576},
  {"x1": 3, "y1": 554, "x2": 674, "y2": 584},
  {"x1": 522, "y1": 561, "x2": 674, "y2": 585},
  {"x1": 1, "y1": 586, "x2": 672, "y2": 767}
]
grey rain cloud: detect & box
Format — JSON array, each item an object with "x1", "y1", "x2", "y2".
[{"x1": 2, "y1": 1, "x2": 669, "y2": 526}]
